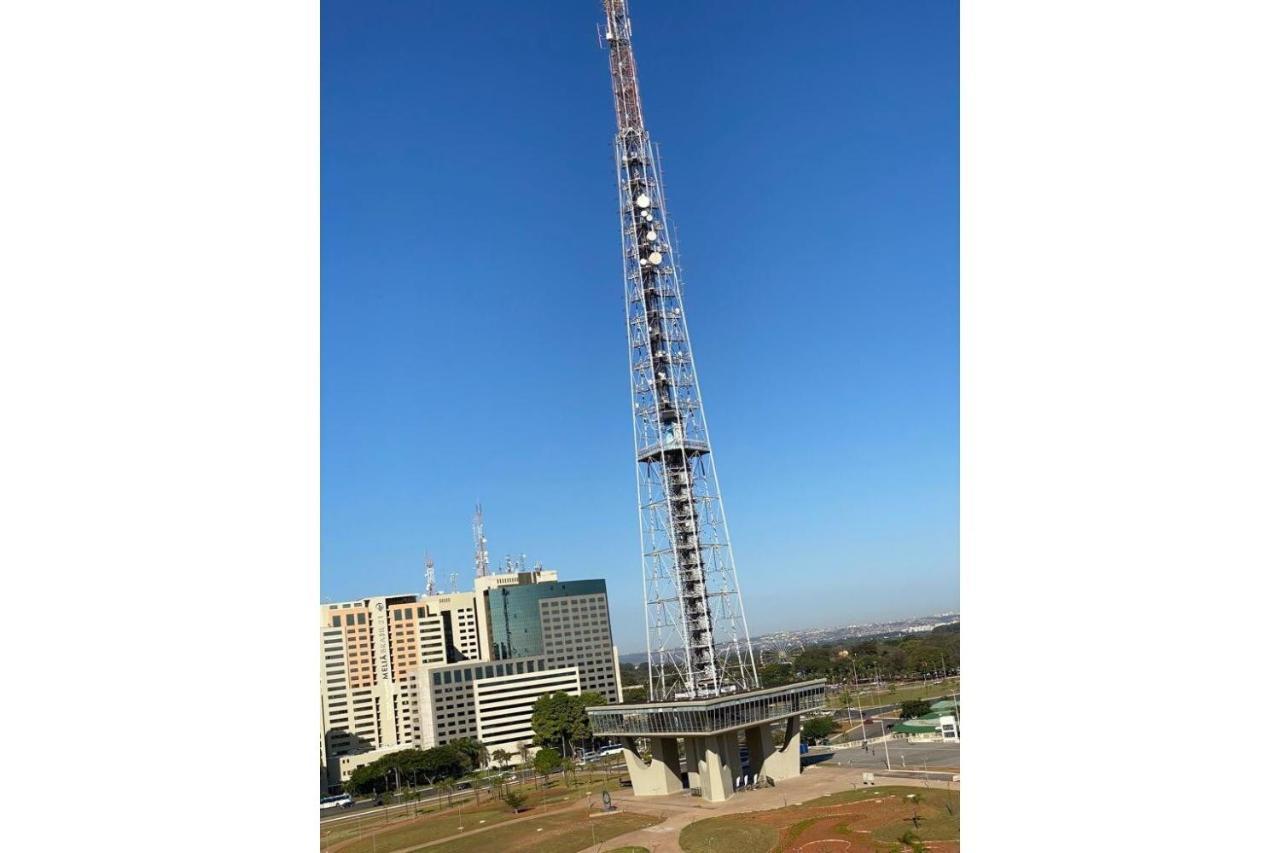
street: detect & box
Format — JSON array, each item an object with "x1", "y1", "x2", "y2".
[{"x1": 819, "y1": 740, "x2": 960, "y2": 772}]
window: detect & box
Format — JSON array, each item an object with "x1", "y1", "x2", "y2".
[
  {"x1": 433, "y1": 672, "x2": 441, "y2": 686},
  {"x1": 331, "y1": 616, "x2": 341, "y2": 627},
  {"x1": 417, "y1": 607, "x2": 425, "y2": 618},
  {"x1": 395, "y1": 610, "x2": 403, "y2": 621},
  {"x1": 357, "y1": 613, "x2": 366, "y2": 624},
  {"x1": 346, "y1": 614, "x2": 355, "y2": 626}
]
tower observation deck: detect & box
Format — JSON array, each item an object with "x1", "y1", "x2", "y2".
[{"x1": 602, "y1": 0, "x2": 758, "y2": 703}]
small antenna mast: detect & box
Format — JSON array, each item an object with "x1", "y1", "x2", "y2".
[{"x1": 424, "y1": 551, "x2": 436, "y2": 596}]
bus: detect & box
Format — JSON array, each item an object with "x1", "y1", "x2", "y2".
[{"x1": 320, "y1": 793, "x2": 354, "y2": 810}]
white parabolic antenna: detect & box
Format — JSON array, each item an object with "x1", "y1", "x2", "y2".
[
  {"x1": 648, "y1": 251, "x2": 663, "y2": 265},
  {"x1": 635, "y1": 193, "x2": 651, "y2": 208},
  {"x1": 646, "y1": 230, "x2": 657, "y2": 241}
]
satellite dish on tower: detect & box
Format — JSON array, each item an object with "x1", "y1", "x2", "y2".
[
  {"x1": 635, "y1": 193, "x2": 651, "y2": 209},
  {"x1": 648, "y1": 251, "x2": 663, "y2": 265}
]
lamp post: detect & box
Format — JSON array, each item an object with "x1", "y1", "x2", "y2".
[{"x1": 852, "y1": 658, "x2": 866, "y2": 744}]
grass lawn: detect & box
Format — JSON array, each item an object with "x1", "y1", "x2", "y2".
[
  {"x1": 680, "y1": 786, "x2": 960, "y2": 853},
  {"x1": 430, "y1": 810, "x2": 661, "y2": 853},
  {"x1": 603, "y1": 848, "x2": 650, "y2": 853},
  {"x1": 321, "y1": 775, "x2": 629, "y2": 853},
  {"x1": 680, "y1": 819, "x2": 777, "y2": 853},
  {"x1": 827, "y1": 678, "x2": 960, "y2": 715}
]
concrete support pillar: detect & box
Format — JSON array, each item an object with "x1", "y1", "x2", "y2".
[
  {"x1": 699, "y1": 732, "x2": 735, "y2": 802},
  {"x1": 621, "y1": 735, "x2": 683, "y2": 797},
  {"x1": 683, "y1": 737, "x2": 700, "y2": 788},
  {"x1": 745, "y1": 722, "x2": 773, "y2": 782},
  {"x1": 761, "y1": 715, "x2": 801, "y2": 782}
]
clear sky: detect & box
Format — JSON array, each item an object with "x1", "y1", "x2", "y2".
[{"x1": 322, "y1": 0, "x2": 958, "y2": 654}]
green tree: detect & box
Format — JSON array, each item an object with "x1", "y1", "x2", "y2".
[
  {"x1": 533, "y1": 747, "x2": 564, "y2": 786},
  {"x1": 760, "y1": 662, "x2": 795, "y2": 688},
  {"x1": 451, "y1": 737, "x2": 489, "y2": 772},
  {"x1": 501, "y1": 788, "x2": 528, "y2": 813},
  {"x1": 490, "y1": 748, "x2": 511, "y2": 769},
  {"x1": 900, "y1": 699, "x2": 931, "y2": 720},
  {"x1": 420, "y1": 745, "x2": 467, "y2": 783},
  {"x1": 530, "y1": 691, "x2": 592, "y2": 756},
  {"x1": 622, "y1": 685, "x2": 647, "y2": 703},
  {"x1": 801, "y1": 715, "x2": 838, "y2": 741},
  {"x1": 516, "y1": 741, "x2": 531, "y2": 768}
]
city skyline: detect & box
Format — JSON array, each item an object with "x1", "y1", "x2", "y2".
[{"x1": 322, "y1": 0, "x2": 958, "y2": 654}]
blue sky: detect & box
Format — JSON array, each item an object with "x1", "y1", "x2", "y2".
[{"x1": 322, "y1": 1, "x2": 958, "y2": 654}]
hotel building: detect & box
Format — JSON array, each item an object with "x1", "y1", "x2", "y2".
[{"x1": 320, "y1": 568, "x2": 622, "y2": 791}]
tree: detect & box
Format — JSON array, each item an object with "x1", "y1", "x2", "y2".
[
  {"x1": 900, "y1": 699, "x2": 931, "y2": 720},
  {"x1": 760, "y1": 663, "x2": 795, "y2": 688},
  {"x1": 451, "y1": 737, "x2": 489, "y2": 772},
  {"x1": 420, "y1": 745, "x2": 467, "y2": 784},
  {"x1": 501, "y1": 789, "x2": 528, "y2": 813},
  {"x1": 491, "y1": 748, "x2": 511, "y2": 770},
  {"x1": 345, "y1": 763, "x2": 388, "y2": 796},
  {"x1": 622, "y1": 685, "x2": 647, "y2": 703},
  {"x1": 516, "y1": 741, "x2": 531, "y2": 768},
  {"x1": 533, "y1": 747, "x2": 564, "y2": 786},
  {"x1": 802, "y1": 715, "x2": 838, "y2": 742},
  {"x1": 530, "y1": 691, "x2": 592, "y2": 756}
]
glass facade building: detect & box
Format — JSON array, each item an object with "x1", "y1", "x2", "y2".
[{"x1": 485, "y1": 579, "x2": 608, "y2": 660}]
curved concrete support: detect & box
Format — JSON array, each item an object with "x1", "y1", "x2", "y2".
[
  {"x1": 620, "y1": 735, "x2": 683, "y2": 796},
  {"x1": 761, "y1": 716, "x2": 801, "y2": 782}
]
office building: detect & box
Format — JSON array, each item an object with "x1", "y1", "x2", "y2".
[{"x1": 320, "y1": 567, "x2": 621, "y2": 791}]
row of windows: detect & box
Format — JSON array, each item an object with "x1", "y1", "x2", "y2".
[{"x1": 431, "y1": 658, "x2": 552, "y2": 686}]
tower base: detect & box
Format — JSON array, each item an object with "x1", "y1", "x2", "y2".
[{"x1": 587, "y1": 679, "x2": 826, "y2": 803}]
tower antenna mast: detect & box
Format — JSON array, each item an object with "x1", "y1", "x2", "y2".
[
  {"x1": 424, "y1": 551, "x2": 436, "y2": 596},
  {"x1": 601, "y1": 0, "x2": 758, "y2": 700},
  {"x1": 472, "y1": 502, "x2": 490, "y2": 578}
]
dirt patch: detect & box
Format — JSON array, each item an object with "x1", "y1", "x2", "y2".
[{"x1": 682, "y1": 788, "x2": 959, "y2": 853}]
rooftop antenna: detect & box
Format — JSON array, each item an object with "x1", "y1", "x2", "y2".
[
  {"x1": 449, "y1": 571, "x2": 458, "y2": 594},
  {"x1": 473, "y1": 503, "x2": 490, "y2": 578},
  {"x1": 424, "y1": 551, "x2": 436, "y2": 596}
]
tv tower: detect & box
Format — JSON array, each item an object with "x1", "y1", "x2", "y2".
[{"x1": 602, "y1": 0, "x2": 758, "y2": 701}]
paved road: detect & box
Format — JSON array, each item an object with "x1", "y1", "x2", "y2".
[{"x1": 817, "y1": 741, "x2": 960, "y2": 772}]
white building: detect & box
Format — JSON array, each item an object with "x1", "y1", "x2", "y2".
[{"x1": 320, "y1": 569, "x2": 621, "y2": 791}]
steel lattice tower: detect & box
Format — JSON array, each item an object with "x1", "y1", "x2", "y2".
[{"x1": 602, "y1": 0, "x2": 759, "y2": 701}]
